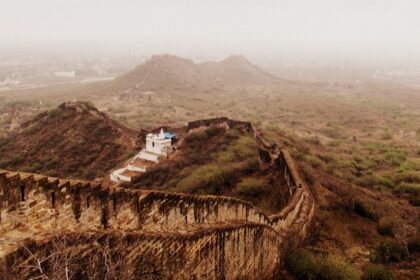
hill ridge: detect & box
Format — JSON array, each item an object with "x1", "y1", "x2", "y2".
[{"x1": 116, "y1": 54, "x2": 281, "y2": 92}]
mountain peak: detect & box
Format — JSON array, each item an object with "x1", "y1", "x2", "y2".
[
  {"x1": 146, "y1": 54, "x2": 194, "y2": 65},
  {"x1": 117, "y1": 54, "x2": 280, "y2": 92},
  {"x1": 222, "y1": 55, "x2": 250, "y2": 64},
  {"x1": 58, "y1": 101, "x2": 99, "y2": 114}
]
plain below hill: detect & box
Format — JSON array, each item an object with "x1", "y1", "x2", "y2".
[{"x1": 0, "y1": 101, "x2": 139, "y2": 180}]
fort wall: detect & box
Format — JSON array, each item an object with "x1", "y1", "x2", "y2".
[{"x1": 0, "y1": 126, "x2": 315, "y2": 279}]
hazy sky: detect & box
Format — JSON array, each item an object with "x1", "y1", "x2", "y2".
[{"x1": 1, "y1": 0, "x2": 420, "y2": 63}]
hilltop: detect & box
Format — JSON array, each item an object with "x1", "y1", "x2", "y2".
[
  {"x1": 115, "y1": 54, "x2": 281, "y2": 92},
  {"x1": 0, "y1": 101, "x2": 138, "y2": 179}
]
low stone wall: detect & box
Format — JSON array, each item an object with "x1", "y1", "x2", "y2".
[{"x1": 0, "y1": 147, "x2": 315, "y2": 279}]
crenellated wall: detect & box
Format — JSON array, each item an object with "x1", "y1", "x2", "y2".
[
  {"x1": 187, "y1": 117, "x2": 254, "y2": 135},
  {"x1": 0, "y1": 147, "x2": 315, "y2": 279},
  {"x1": 4, "y1": 223, "x2": 280, "y2": 279}
]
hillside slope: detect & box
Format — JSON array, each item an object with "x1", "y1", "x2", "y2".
[
  {"x1": 0, "y1": 101, "x2": 138, "y2": 179},
  {"x1": 115, "y1": 54, "x2": 281, "y2": 92}
]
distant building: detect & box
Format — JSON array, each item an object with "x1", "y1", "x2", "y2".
[{"x1": 110, "y1": 129, "x2": 176, "y2": 182}]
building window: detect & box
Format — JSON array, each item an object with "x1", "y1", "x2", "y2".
[{"x1": 152, "y1": 142, "x2": 155, "y2": 147}]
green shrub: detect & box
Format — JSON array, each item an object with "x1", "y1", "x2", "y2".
[
  {"x1": 370, "y1": 241, "x2": 408, "y2": 263},
  {"x1": 397, "y1": 183, "x2": 420, "y2": 195},
  {"x1": 356, "y1": 175, "x2": 394, "y2": 189},
  {"x1": 291, "y1": 150, "x2": 307, "y2": 160},
  {"x1": 377, "y1": 220, "x2": 395, "y2": 237},
  {"x1": 324, "y1": 127, "x2": 342, "y2": 139},
  {"x1": 393, "y1": 171, "x2": 420, "y2": 184},
  {"x1": 407, "y1": 236, "x2": 420, "y2": 254},
  {"x1": 354, "y1": 201, "x2": 378, "y2": 221},
  {"x1": 184, "y1": 130, "x2": 209, "y2": 142},
  {"x1": 409, "y1": 196, "x2": 420, "y2": 206},
  {"x1": 23, "y1": 163, "x2": 43, "y2": 173},
  {"x1": 305, "y1": 155, "x2": 325, "y2": 169},
  {"x1": 362, "y1": 266, "x2": 393, "y2": 280},
  {"x1": 381, "y1": 130, "x2": 393, "y2": 140},
  {"x1": 7, "y1": 155, "x2": 24, "y2": 166},
  {"x1": 285, "y1": 249, "x2": 360, "y2": 280},
  {"x1": 216, "y1": 135, "x2": 258, "y2": 163},
  {"x1": 174, "y1": 164, "x2": 237, "y2": 195},
  {"x1": 384, "y1": 151, "x2": 406, "y2": 167},
  {"x1": 204, "y1": 125, "x2": 223, "y2": 137},
  {"x1": 235, "y1": 177, "x2": 268, "y2": 197},
  {"x1": 398, "y1": 159, "x2": 420, "y2": 172}
]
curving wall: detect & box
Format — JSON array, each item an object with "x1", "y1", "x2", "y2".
[{"x1": 0, "y1": 127, "x2": 315, "y2": 280}]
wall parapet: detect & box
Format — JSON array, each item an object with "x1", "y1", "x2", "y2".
[{"x1": 0, "y1": 145, "x2": 315, "y2": 279}]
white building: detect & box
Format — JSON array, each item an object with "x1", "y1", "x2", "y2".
[
  {"x1": 110, "y1": 129, "x2": 176, "y2": 182},
  {"x1": 139, "y1": 129, "x2": 172, "y2": 162}
]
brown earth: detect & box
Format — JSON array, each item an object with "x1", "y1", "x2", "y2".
[{"x1": 0, "y1": 101, "x2": 138, "y2": 179}]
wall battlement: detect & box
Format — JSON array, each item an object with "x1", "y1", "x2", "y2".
[
  {"x1": 0, "y1": 148, "x2": 315, "y2": 279},
  {"x1": 187, "y1": 117, "x2": 254, "y2": 135}
]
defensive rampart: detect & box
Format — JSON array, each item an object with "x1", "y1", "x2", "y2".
[{"x1": 0, "y1": 148, "x2": 314, "y2": 279}]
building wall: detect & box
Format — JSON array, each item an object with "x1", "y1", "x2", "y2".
[
  {"x1": 145, "y1": 137, "x2": 171, "y2": 155},
  {"x1": 139, "y1": 150, "x2": 159, "y2": 162}
]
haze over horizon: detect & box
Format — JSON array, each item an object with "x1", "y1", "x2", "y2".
[{"x1": 1, "y1": 0, "x2": 420, "y2": 66}]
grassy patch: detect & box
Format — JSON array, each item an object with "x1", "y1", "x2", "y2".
[
  {"x1": 354, "y1": 201, "x2": 378, "y2": 221},
  {"x1": 235, "y1": 177, "x2": 269, "y2": 197},
  {"x1": 285, "y1": 249, "x2": 360, "y2": 280},
  {"x1": 170, "y1": 133, "x2": 260, "y2": 195},
  {"x1": 370, "y1": 241, "x2": 408, "y2": 264},
  {"x1": 362, "y1": 266, "x2": 393, "y2": 280}
]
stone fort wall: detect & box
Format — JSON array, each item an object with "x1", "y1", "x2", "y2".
[{"x1": 0, "y1": 119, "x2": 315, "y2": 279}]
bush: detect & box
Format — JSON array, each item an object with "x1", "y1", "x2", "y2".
[
  {"x1": 23, "y1": 163, "x2": 43, "y2": 173},
  {"x1": 362, "y1": 266, "x2": 393, "y2": 280},
  {"x1": 381, "y1": 130, "x2": 393, "y2": 140},
  {"x1": 6, "y1": 155, "x2": 25, "y2": 166},
  {"x1": 354, "y1": 201, "x2": 378, "y2": 221},
  {"x1": 291, "y1": 150, "x2": 307, "y2": 160},
  {"x1": 235, "y1": 177, "x2": 268, "y2": 197},
  {"x1": 397, "y1": 159, "x2": 420, "y2": 172},
  {"x1": 370, "y1": 241, "x2": 408, "y2": 264},
  {"x1": 397, "y1": 182, "x2": 420, "y2": 195},
  {"x1": 377, "y1": 219, "x2": 395, "y2": 237},
  {"x1": 204, "y1": 125, "x2": 223, "y2": 137},
  {"x1": 409, "y1": 196, "x2": 420, "y2": 206},
  {"x1": 184, "y1": 130, "x2": 209, "y2": 143},
  {"x1": 407, "y1": 235, "x2": 420, "y2": 254},
  {"x1": 384, "y1": 151, "x2": 406, "y2": 167},
  {"x1": 285, "y1": 249, "x2": 360, "y2": 280},
  {"x1": 356, "y1": 175, "x2": 394, "y2": 189},
  {"x1": 393, "y1": 171, "x2": 420, "y2": 184},
  {"x1": 216, "y1": 135, "x2": 258, "y2": 163},
  {"x1": 174, "y1": 164, "x2": 237, "y2": 195},
  {"x1": 305, "y1": 155, "x2": 325, "y2": 169}
]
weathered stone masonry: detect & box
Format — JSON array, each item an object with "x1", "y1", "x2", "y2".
[{"x1": 0, "y1": 149, "x2": 314, "y2": 279}]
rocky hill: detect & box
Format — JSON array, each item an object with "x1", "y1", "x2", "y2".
[
  {"x1": 115, "y1": 54, "x2": 281, "y2": 92},
  {"x1": 0, "y1": 101, "x2": 138, "y2": 179}
]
